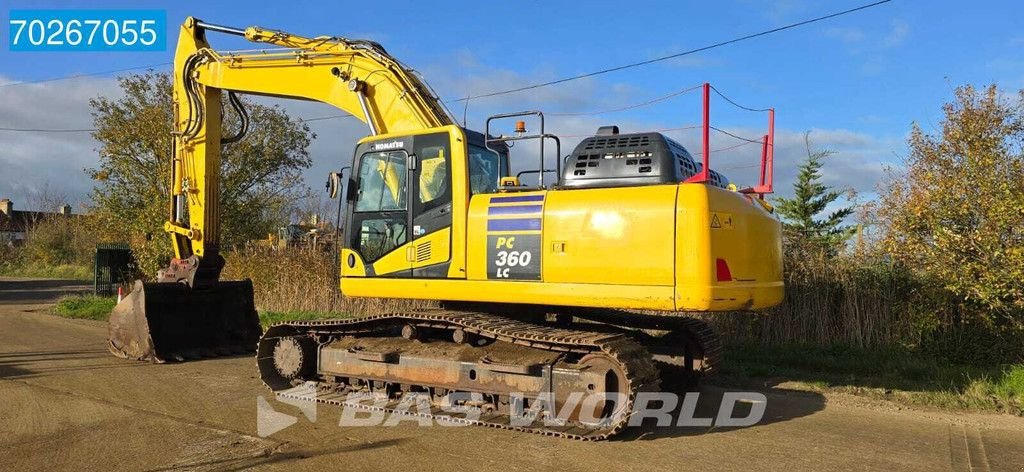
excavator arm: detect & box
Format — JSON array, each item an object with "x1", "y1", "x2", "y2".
[
  {"x1": 163, "y1": 16, "x2": 453, "y2": 284},
  {"x1": 108, "y1": 17, "x2": 455, "y2": 362}
]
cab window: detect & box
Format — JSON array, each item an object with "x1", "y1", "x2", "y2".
[
  {"x1": 352, "y1": 150, "x2": 408, "y2": 262},
  {"x1": 468, "y1": 144, "x2": 506, "y2": 195},
  {"x1": 355, "y1": 151, "x2": 407, "y2": 212},
  {"x1": 418, "y1": 145, "x2": 448, "y2": 205}
]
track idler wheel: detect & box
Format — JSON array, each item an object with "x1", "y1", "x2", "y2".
[
  {"x1": 574, "y1": 353, "x2": 631, "y2": 426},
  {"x1": 258, "y1": 325, "x2": 317, "y2": 390}
]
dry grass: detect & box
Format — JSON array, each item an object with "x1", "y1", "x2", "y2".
[
  {"x1": 222, "y1": 244, "x2": 1019, "y2": 364},
  {"x1": 707, "y1": 251, "x2": 926, "y2": 350},
  {"x1": 221, "y1": 246, "x2": 431, "y2": 316},
  {"x1": 703, "y1": 247, "x2": 1022, "y2": 363}
]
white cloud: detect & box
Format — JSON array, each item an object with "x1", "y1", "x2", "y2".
[
  {"x1": 0, "y1": 75, "x2": 122, "y2": 208},
  {"x1": 0, "y1": 56, "x2": 903, "y2": 215},
  {"x1": 883, "y1": 19, "x2": 909, "y2": 48},
  {"x1": 821, "y1": 19, "x2": 909, "y2": 76},
  {"x1": 824, "y1": 19, "x2": 909, "y2": 51},
  {"x1": 0, "y1": 73, "x2": 371, "y2": 212},
  {"x1": 757, "y1": 0, "x2": 810, "y2": 23},
  {"x1": 470, "y1": 108, "x2": 901, "y2": 199},
  {"x1": 659, "y1": 126, "x2": 900, "y2": 197},
  {"x1": 824, "y1": 26, "x2": 865, "y2": 44}
]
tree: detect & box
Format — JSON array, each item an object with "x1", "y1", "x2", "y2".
[
  {"x1": 774, "y1": 133, "x2": 855, "y2": 255},
  {"x1": 878, "y1": 84, "x2": 1024, "y2": 325},
  {"x1": 88, "y1": 72, "x2": 315, "y2": 276}
]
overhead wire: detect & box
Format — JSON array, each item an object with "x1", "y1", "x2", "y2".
[
  {"x1": 711, "y1": 140, "x2": 761, "y2": 154},
  {"x1": 451, "y1": 0, "x2": 892, "y2": 102},
  {"x1": 0, "y1": 1, "x2": 889, "y2": 98},
  {"x1": 709, "y1": 85, "x2": 772, "y2": 113},
  {"x1": 0, "y1": 1, "x2": 894, "y2": 135},
  {"x1": 547, "y1": 84, "x2": 702, "y2": 117},
  {"x1": 557, "y1": 125, "x2": 700, "y2": 139},
  {"x1": 0, "y1": 62, "x2": 172, "y2": 88},
  {"x1": 710, "y1": 126, "x2": 766, "y2": 144},
  {"x1": 299, "y1": 114, "x2": 356, "y2": 122},
  {"x1": 718, "y1": 162, "x2": 763, "y2": 170},
  {"x1": 0, "y1": 126, "x2": 97, "y2": 133}
]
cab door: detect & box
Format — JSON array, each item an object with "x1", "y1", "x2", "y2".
[
  {"x1": 344, "y1": 132, "x2": 454, "y2": 278},
  {"x1": 346, "y1": 148, "x2": 412, "y2": 277},
  {"x1": 409, "y1": 133, "x2": 453, "y2": 277}
]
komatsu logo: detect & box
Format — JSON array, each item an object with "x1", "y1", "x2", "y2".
[{"x1": 372, "y1": 141, "x2": 404, "y2": 151}]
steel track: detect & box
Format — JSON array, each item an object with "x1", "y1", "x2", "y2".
[{"x1": 257, "y1": 309, "x2": 661, "y2": 440}]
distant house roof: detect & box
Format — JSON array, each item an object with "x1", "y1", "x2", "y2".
[{"x1": 0, "y1": 210, "x2": 56, "y2": 233}]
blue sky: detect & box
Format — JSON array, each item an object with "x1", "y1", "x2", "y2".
[{"x1": 2, "y1": 0, "x2": 1023, "y2": 212}]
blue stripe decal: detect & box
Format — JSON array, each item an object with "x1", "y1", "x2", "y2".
[
  {"x1": 487, "y1": 218, "x2": 542, "y2": 232},
  {"x1": 488, "y1": 205, "x2": 543, "y2": 216},
  {"x1": 489, "y1": 194, "x2": 545, "y2": 204}
]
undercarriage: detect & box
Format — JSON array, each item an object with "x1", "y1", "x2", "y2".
[{"x1": 256, "y1": 308, "x2": 719, "y2": 440}]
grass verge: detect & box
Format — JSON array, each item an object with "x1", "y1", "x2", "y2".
[
  {"x1": 49, "y1": 297, "x2": 345, "y2": 329},
  {"x1": 718, "y1": 343, "x2": 1024, "y2": 415},
  {"x1": 0, "y1": 263, "x2": 92, "y2": 281},
  {"x1": 52, "y1": 295, "x2": 117, "y2": 321}
]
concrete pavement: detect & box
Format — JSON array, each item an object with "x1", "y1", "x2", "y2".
[{"x1": 1, "y1": 277, "x2": 1022, "y2": 471}]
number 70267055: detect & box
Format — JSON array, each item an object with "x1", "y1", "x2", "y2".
[{"x1": 8, "y1": 10, "x2": 166, "y2": 51}]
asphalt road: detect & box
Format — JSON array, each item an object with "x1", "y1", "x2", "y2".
[{"x1": 1, "y1": 277, "x2": 1023, "y2": 471}]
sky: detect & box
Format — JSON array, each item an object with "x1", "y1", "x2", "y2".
[{"x1": 1, "y1": 0, "x2": 1023, "y2": 215}]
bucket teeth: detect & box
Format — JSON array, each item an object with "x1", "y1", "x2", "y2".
[{"x1": 107, "y1": 279, "x2": 263, "y2": 363}]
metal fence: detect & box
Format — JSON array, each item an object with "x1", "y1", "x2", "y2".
[{"x1": 94, "y1": 243, "x2": 134, "y2": 296}]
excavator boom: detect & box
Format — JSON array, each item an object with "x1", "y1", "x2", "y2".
[{"x1": 109, "y1": 17, "x2": 456, "y2": 361}]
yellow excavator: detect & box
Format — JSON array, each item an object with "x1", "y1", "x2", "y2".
[{"x1": 108, "y1": 17, "x2": 783, "y2": 440}]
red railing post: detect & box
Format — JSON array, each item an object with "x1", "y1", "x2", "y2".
[
  {"x1": 765, "y1": 107, "x2": 774, "y2": 193},
  {"x1": 701, "y1": 82, "x2": 710, "y2": 182},
  {"x1": 685, "y1": 82, "x2": 711, "y2": 183},
  {"x1": 759, "y1": 134, "x2": 769, "y2": 188}
]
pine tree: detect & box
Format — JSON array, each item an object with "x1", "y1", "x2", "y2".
[{"x1": 774, "y1": 134, "x2": 855, "y2": 254}]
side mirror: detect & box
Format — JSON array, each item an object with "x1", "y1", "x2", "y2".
[{"x1": 326, "y1": 172, "x2": 343, "y2": 199}]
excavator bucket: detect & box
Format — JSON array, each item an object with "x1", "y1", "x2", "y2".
[{"x1": 108, "y1": 279, "x2": 263, "y2": 362}]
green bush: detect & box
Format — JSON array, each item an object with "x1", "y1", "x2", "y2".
[
  {"x1": 21, "y1": 215, "x2": 95, "y2": 267},
  {"x1": 0, "y1": 215, "x2": 97, "y2": 281},
  {"x1": 878, "y1": 84, "x2": 1024, "y2": 328}
]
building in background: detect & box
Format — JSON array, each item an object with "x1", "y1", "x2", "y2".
[{"x1": 0, "y1": 198, "x2": 74, "y2": 245}]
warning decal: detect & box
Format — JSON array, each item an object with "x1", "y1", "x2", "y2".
[{"x1": 711, "y1": 212, "x2": 734, "y2": 230}]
